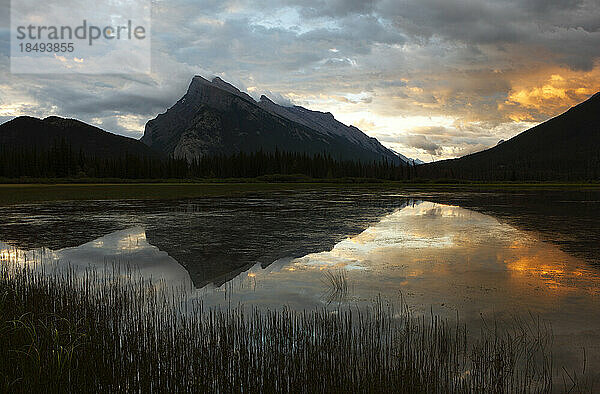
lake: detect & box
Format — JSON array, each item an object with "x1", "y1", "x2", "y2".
[{"x1": 1, "y1": 188, "x2": 599, "y2": 383}]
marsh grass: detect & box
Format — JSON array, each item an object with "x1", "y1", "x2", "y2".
[{"x1": 0, "y1": 251, "x2": 573, "y2": 393}]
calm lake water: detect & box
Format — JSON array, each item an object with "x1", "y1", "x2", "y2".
[{"x1": 1, "y1": 189, "x2": 599, "y2": 379}]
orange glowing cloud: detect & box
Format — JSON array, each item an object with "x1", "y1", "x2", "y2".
[{"x1": 502, "y1": 63, "x2": 600, "y2": 121}]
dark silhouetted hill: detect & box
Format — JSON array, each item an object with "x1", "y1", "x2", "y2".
[
  {"x1": 419, "y1": 93, "x2": 600, "y2": 181},
  {"x1": 0, "y1": 116, "x2": 159, "y2": 159}
]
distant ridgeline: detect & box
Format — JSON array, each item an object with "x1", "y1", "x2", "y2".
[{"x1": 419, "y1": 93, "x2": 600, "y2": 181}]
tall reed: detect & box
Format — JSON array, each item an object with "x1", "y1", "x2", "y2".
[{"x1": 0, "y1": 249, "x2": 556, "y2": 392}]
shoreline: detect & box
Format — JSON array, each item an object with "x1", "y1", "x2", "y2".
[{"x1": 2, "y1": 181, "x2": 600, "y2": 205}]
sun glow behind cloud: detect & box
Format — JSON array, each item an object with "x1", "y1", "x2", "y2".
[{"x1": 503, "y1": 66, "x2": 600, "y2": 121}]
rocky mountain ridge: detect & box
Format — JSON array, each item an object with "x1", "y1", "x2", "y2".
[{"x1": 141, "y1": 76, "x2": 409, "y2": 164}]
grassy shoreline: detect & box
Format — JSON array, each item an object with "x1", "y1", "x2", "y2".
[
  {"x1": 1, "y1": 180, "x2": 599, "y2": 205},
  {"x1": 0, "y1": 182, "x2": 330, "y2": 205}
]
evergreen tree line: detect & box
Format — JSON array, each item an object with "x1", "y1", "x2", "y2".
[
  {"x1": 418, "y1": 153, "x2": 600, "y2": 182},
  {"x1": 0, "y1": 141, "x2": 419, "y2": 180}
]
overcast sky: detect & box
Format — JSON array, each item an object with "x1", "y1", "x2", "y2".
[{"x1": 1, "y1": 0, "x2": 599, "y2": 161}]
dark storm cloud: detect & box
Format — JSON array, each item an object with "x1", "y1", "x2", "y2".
[
  {"x1": 294, "y1": 0, "x2": 378, "y2": 18},
  {"x1": 377, "y1": 132, "x2": 444, "y2": 156},
  {"x1": 0, "y1": 0, "x2": 7, "y2": 24},
  {"x1": 519, "y1": 0, "x2": 583, "y2": 14},
  {"x1": 4, "y1": 73, "x2": 185, "y2": 115},
  {"x1": 301, "y1": 14, "x2": 406, "y2": 48},
  {"x1": 60, "y1": 91, "x2": 177, "y2": 117},
  {"x1": 0, "y1": 0, "x2": 8, "y2": 58},
  {"x1": 403, "y1": 135, "x2": 442, "y2": 156},
  {"x1": 380, "y1": 0, "x2": 600, "y2": 70}
]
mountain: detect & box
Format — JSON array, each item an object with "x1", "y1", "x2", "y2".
[
  {"x1": 0, "y1": 116, "x2": 159, "y2": 158},
  {"x1": 419, "y1": 93, "x2": 600, "y2": 181},
  {"x1": 141, "y1": 76, "x2": 406, "y2": 163},
  {"x1": 256, "y1": 94, "x2": 408, "y2": 162}
]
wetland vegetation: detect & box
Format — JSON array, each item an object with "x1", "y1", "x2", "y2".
[{"x1": 0, "y1": 255, "x2": 560, "y2": 392}]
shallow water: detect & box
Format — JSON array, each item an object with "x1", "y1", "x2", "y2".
[{"x1": 1, "y1": 190, "x2": 599, "y2": 381}]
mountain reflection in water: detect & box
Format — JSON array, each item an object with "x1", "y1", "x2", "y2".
[
  {"x1": 1, "y1": 195, "x2": 599, "y2": 379},
  {"x1": 0, "y1": 227, "x2": 193, "y2": 290},
  {"x1": 0, "y1": 192, "x2": 402, "y2": 287}
]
